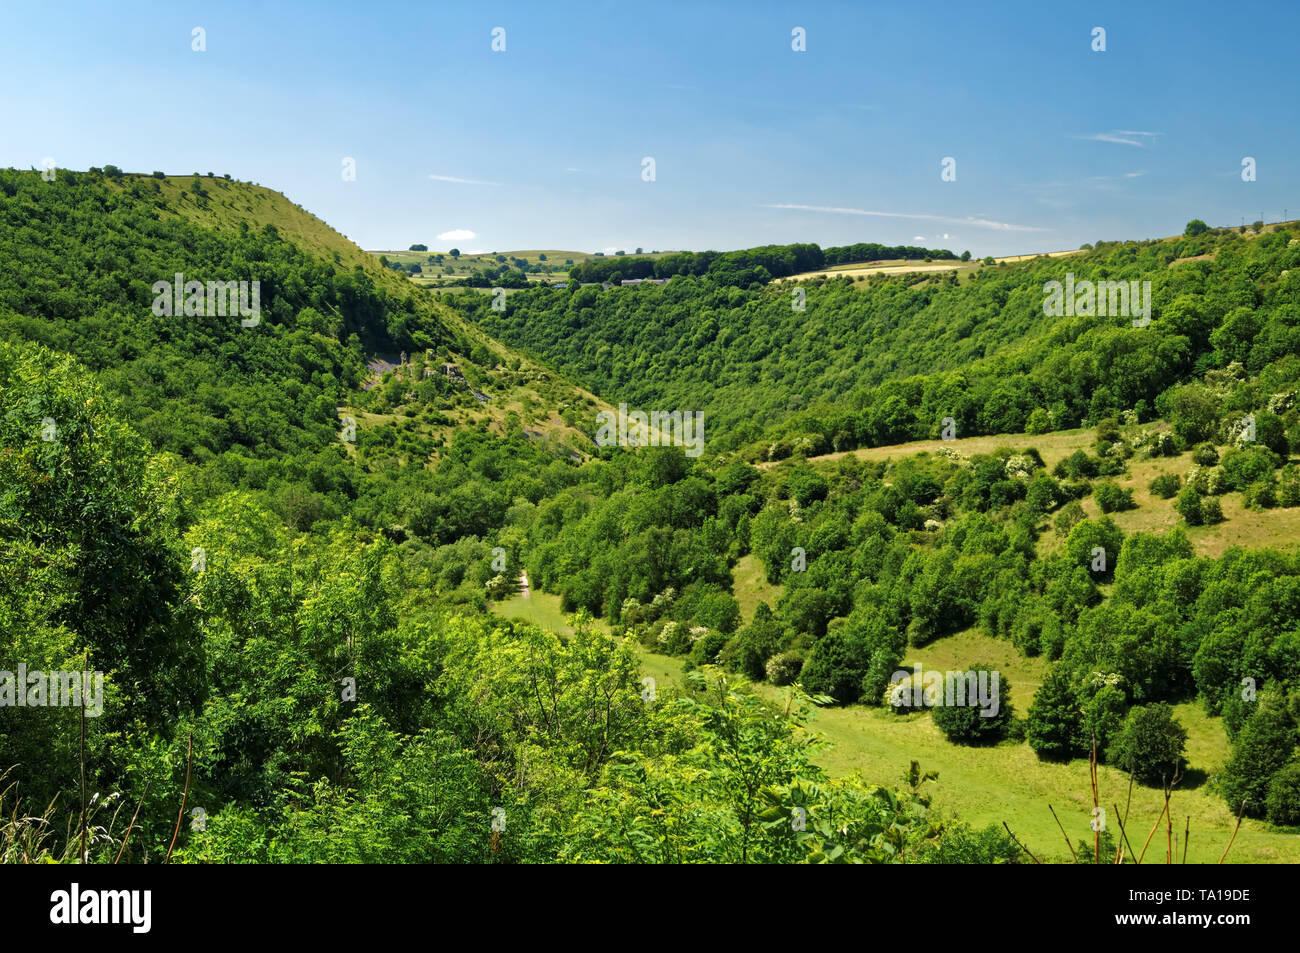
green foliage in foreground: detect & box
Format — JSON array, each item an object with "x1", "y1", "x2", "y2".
[
  {"x1": 1, "y1": 338, "x2": 1019, "y2": 863},
  {"x1": 5, "y1": 169, "x2": 1300, "y2": 860}
]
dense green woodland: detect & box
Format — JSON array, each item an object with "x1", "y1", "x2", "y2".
[
  {"x1": 461, "y1": 223, "x2": 1300, "y2": 826},
  {"x1": 460, "y1": 229, "x2": 1300, "y2": 461},
  {"x1": 441, "y1": 241, "x2": 959, "y2": 290},
  {"x1": 0, "y1": 171, "x2": 1013, "y2": 863},
  {"x1": 563, "y1": 241, "x2": 958, "y2": 286},
  {"x1": 3, "y1": 170, "x2": 1299, "y2": 864}
]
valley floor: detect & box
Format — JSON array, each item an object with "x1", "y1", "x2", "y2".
[{"x1": 491, "y1": 589, "x2": 1300, "y2": 864}]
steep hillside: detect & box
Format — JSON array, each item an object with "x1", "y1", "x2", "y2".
[
  {"x1": 0, "y1": 168, "x2": 609, "y2": 529},
  {"x1": 455, "y1": 227, "x2": 1300, "y2": 459},
  {"x1": 112, "y1": 171, "x2": 610, "y2": 439}
]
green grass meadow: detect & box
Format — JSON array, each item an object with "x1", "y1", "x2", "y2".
[{"x1": 491, "y1": 590, "x2": 1300, "y2": 864}]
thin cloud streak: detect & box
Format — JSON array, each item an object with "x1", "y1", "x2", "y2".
[
  {"x1": 428, "y1": 173, "x2": 502, "y2": 186},
  {"x1": 763, "y1": 203, "x2": 1047, "y2": 232},
  {"x1": 1072, "y1": 131, "x2": 1163, "y2": 148}
]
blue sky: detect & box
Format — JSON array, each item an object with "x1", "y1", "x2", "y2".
[{"x1": 1, "y1": 0, "x2": 1296, "y2": 256}]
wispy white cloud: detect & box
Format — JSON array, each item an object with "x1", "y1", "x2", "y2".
[
  {"x1": 1072, "y1": 130, "x2": 1162, "y2": 148},
  {"x1": 1082, "y1": 133, "x2": 1144, "y2": 147},
  {"x1": 437, "y1": 228, "x2": 476, "y2": 241},
  {"x1": 763, "y1": 203, "x2": 1046, "y2": 232},
  {"x1": 428, "y1": 173, "x2": 502, "y2": 185}
]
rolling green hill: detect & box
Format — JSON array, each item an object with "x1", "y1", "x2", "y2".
[
  {"x1": 0, "y1": 168, "x2": 611, "y2": 482},
  {"x1": 6, "y1": 169, "x2": 1300, "y2": 865},
  {"x1": 454, "y1": 226, "x2": 1300, "y2": 460}
]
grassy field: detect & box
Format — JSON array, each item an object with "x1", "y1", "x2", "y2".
[
  {"x1": 775, "y1": 249, "x2": 1087, "y2": 285},
  {"x1": 765, "y1": 422, "x2": 1300, "y2": 561},
  {"x1": 491, "y1": 590, "x2": 608, "y2": 636},
  {"x1": 758, "y1": 685, "x2": 1298, "y2": 864},
  {"x1": 1064, "y1": 445, "x2": 1300, "y2": 558},
  {"x1": 731, "y1": 553, "x2": 784, "y2": 623},
  {"x1": 905, "y1": 627, "x2": 1051, "y2": 702},
  {"x1": 758, "y1": 425, "x2": 1098, "y2": 472},
  {"x1": 368, "y1": 248, "x2": 677, "y2": 286},
  {"x1": 488, "y1": 588, "x2": 1300, "y2": 864}
]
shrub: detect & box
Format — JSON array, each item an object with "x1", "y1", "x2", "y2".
[
  {"x1": 1054, "y1": 450, "x2": 1099, "y2": 480},
  {"x1": 1281, "y1": 467, "x2": 1300, "y2": 507},
  {"x1": 1148, "y1": 432, "x2": 1177, "y2": 457},
  {"x1": 483, "y1": 573, "x2": 515, "y2": 600},
  {"x1": 1201, "y1": 496, "x2": 1224, "y2": 524},
  {"x1": 721, "y1": 612, "x2": 782, "y2": 680},
  {"x1": 1026, "y1": 408, "x2": 1053, "y2": 435},
  {"x1": 798, "y1": 629, "x2": 866, "y2": 703},
  {"x1": 692, "y1": 590, "x2": 741, "y2": 634},
  {"x1": 1191, "y1": 443, "x2": 1220, "y2": 466},
  {"x1": 1005, "y1": 716, "x2": 1027, "y2": 743},
  {"x1": 1243, "y1": 479, "x2": 1278, "y2": 510},
  {"x1": 1175, "y1": 486, "x2": 1203, "y2": 525},
  {"x1": 1107, "y1": 703, "x2": 1188, "y2": 786},
  {"x1": 1266, "y1": 762, "x2": 1300, "y2": 827},
  {"x1": 1219, "y1": 696, "x2": 1297, "y2": 818},
  {"x1": 930, "y1": 665, "x2": 1011, "y2": 745},
  {"x1": 765, "y1": 651, "x2": 803, "y2": 686},
  {"x1": 1094, "y1": 480, "x2": 1136, "y2": 513},
  {"x1": 1060, "y1": 480, "x2": 1092, "y2": 500},
  {"x1": 1025, "y1": 473, "x2": 1060, "y2": 515},
  {"x1": 657, "y1": 620, "x2": 691, "y2": 655},
  {"x1": 914, "y1": 822, "x2": 1022, "y2": 863},
  {"x1": 787, "y1": 468, "x2": 830, "y2": 507},
  {"x1": 1220, "y1": 446, "x2": 1278, "y2": 491},
  {"x1": 1080, "y1": 681, "x2": 1127, "y2": 755},
  {"x1": 687, "y1": 631, "x2": 728, "y2": 668},
  {"x1": 1148, "y1": 473, "x2": 1181, "y2": 499},
  {"x1": 1054, "y1": 500, "x2": 1086, "y2": 537},
  {"x1": 1026, "y1": 666, "x2": 1080, "y2": 761},
  {"x1": 1253, "y1": 410, "x2": 1290, "y2": 456}
]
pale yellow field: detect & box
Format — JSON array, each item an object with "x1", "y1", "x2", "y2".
[{"x1": 757, "y1": 426, "x2": 1098, "y2": 471}]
